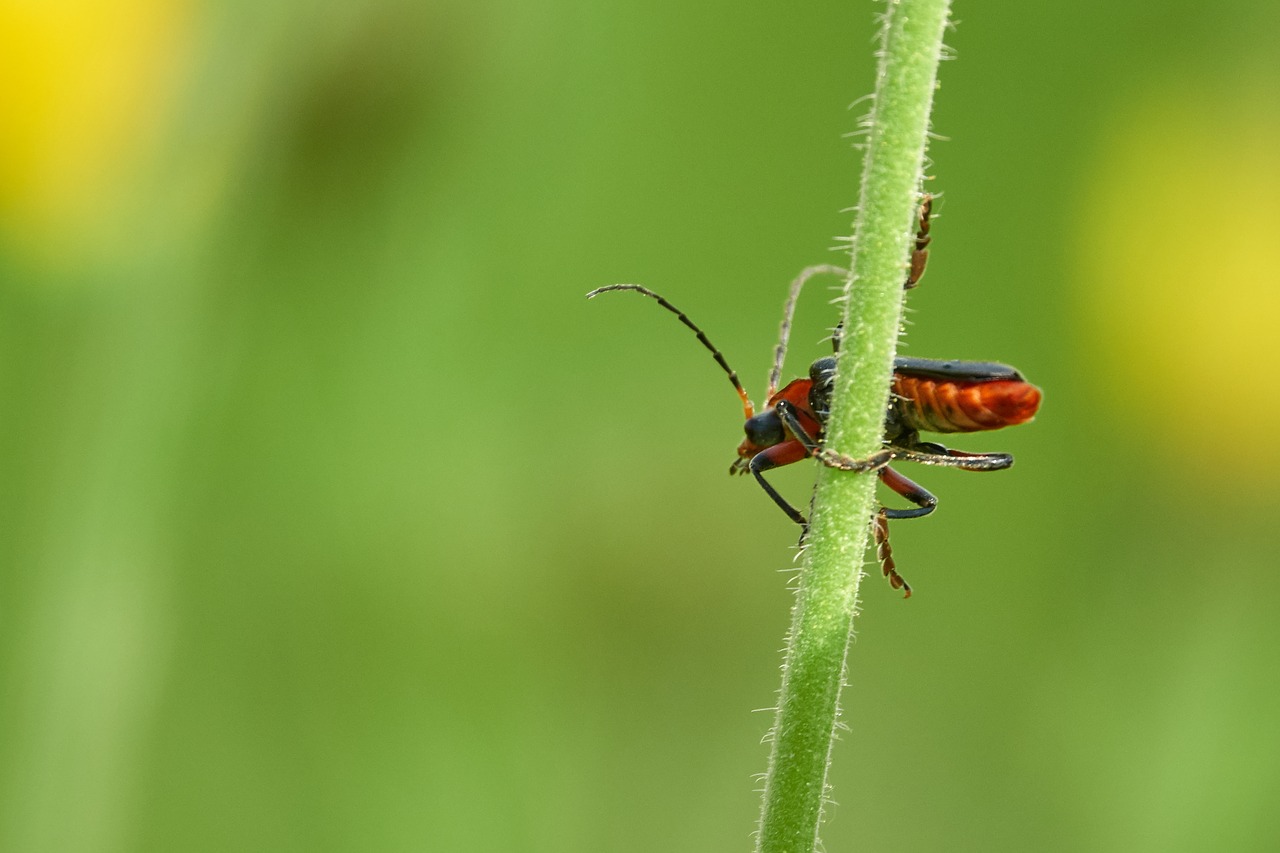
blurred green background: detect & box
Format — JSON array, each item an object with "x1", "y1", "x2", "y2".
[{"x1": 2, "y1": 1, "x2": 1277, "y2": 851}]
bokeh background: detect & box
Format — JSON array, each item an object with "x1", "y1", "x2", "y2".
[{"x1": 2, "y1": 1, "x2": 1277, "y2": 851}]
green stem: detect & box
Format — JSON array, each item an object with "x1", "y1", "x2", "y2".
[{"x1": 754, "y1": 1, "x2": 952, "y2": 851}]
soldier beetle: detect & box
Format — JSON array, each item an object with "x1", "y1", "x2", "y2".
[{"x1": 589, "y1": 197, "x2": 1041, "y2": 596}]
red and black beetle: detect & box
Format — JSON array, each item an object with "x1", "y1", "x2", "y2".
[{"x1": 589, "y1": 198, "x2": 1041, "y2": 596}]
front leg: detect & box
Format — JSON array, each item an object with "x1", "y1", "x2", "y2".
[
  {"x1": 748, "y1": 440, "x2": 810, "y2": 527},
  {"x1": 774, "y1": 400, "x2": 893, "y2": 473}
]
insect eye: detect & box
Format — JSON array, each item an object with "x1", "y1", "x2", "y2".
[{"x1": 744, "y1": 411, "x2": 785, "y2": 448}]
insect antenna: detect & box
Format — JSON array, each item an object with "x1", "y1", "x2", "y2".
[
  {"x1": 587, "y1": 284, "x2": 755, "y2": 419},
  {"x1": 767, "y1": 265, "x2": 848, "y2": 400}
]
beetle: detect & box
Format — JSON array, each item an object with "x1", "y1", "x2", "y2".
[{"x1": 588, "y1": 197, "x2": 1041, "y2": 595}]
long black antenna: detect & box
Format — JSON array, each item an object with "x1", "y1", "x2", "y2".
[{"x1": 587, "y1": 284, "x2": 754, "y2": 419}]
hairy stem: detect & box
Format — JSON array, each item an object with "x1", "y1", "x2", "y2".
[{"x1": 755, "y1": 1, "x2": 952, "y2": 850}]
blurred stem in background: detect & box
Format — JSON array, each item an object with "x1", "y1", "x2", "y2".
[{"x1": 754, "y1": 1, "x2": 952, "y2": 850}]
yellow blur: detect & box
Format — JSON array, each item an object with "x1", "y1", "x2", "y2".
[
  {"x1": 0, "y1": 0, "x2": 193, "y2": 266},
  {"x1": 1080, "y1": 83, "x2": 1280, "y2": 472}
]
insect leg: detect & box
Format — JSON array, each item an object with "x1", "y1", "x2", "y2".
[
  {"x1": 873, "y1": 512, "x2": 911, "y2": 598},
  {"x1": 878, "y1": 465, "x2": 938, "y2": 520},
  {"x1": 832, "y1": 192, "x2": 934, "y2": 351},
  {"x1": 774, "y1": 401, "x2": 893, "y2": 473},
  {"x1": 892, "y1": 445, "x2": 1014, "y2": 471},
  {"x1": 748, "y1": 440, "x2": 811, "y2": 527},
  {"x1": 869, "y1": 464, "x2": 936, "y2": 597},
  {"x1": 904, "y1": 193, "x2": 933, "y2": 290}
]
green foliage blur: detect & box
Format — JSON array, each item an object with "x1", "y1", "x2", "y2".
[{"x1": 2, "y1": 1, "x2": 1278, "y2": 851}]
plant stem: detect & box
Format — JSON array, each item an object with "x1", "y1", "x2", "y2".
[{"x1": 754, "y1": 1, "x2": 952, "y2": 851}]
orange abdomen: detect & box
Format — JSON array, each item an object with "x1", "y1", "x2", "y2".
[{"x1": 892, "y1": 375, "x2": 1042, "y2": 434}]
